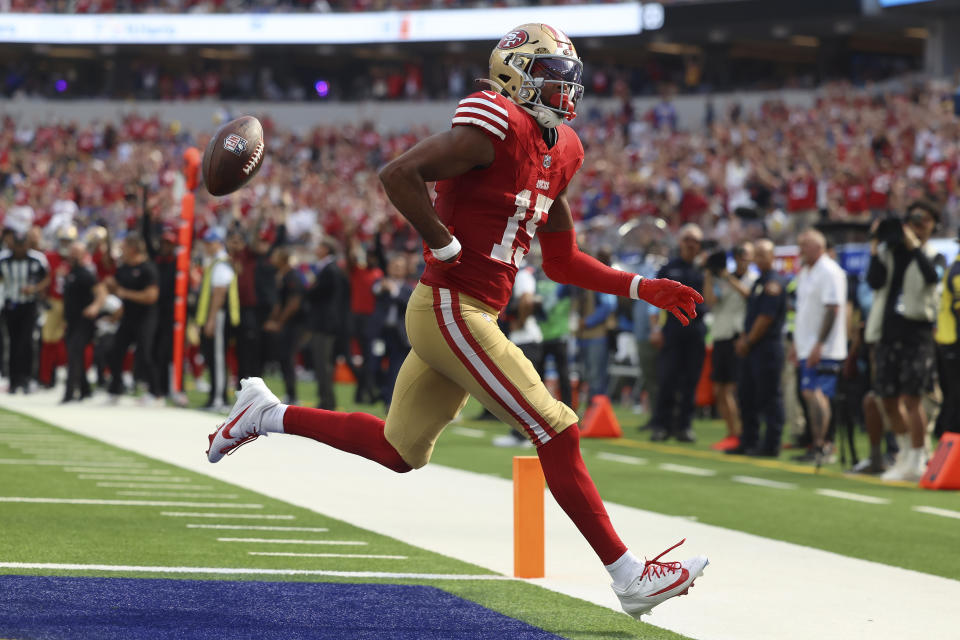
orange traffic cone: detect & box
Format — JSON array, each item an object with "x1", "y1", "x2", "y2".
[
  {"x1": 333, "y1": 358, "x2": 356, "y2": 384},
  {"x1": 920, "y1": 433, "x2": 960, "y2": 490},
  {"x1": 580, "y1": 394, "x2": 622, "y2": 438}
]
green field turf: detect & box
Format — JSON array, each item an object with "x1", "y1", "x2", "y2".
[
  {"x1": 0, "y1": 407, "x2": 689, "y2": 640},
  {"x1": 185, "y1": 374, "x2": 960, "y2": 580}
]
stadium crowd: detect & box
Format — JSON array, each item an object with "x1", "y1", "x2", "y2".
[{"x1": 0, "y1": 81, "x2": 958, "y2": 483}]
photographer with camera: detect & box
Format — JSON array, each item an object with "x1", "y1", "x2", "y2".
[
  {"x1": 866, "y1": 202, "x2": 942, "y2": 482},
  {"x1": 703, "y1": 242, "x2": 756, "y2": 451}
]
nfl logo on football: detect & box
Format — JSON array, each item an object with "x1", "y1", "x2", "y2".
[{"x1": 223, "y1": 133, "x2": 247, "y2": 156}]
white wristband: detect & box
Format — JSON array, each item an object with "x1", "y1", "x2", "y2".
[
  {"x1": 430, "y1": 236, "x2": 462, "y2": 262},
  {"x1": 629, "y1": 274, "x2": 643, "y2": 299}
]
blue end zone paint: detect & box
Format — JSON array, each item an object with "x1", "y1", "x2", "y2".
[{"x1": 0, "y1": 575, "x2": 565, "y2": 639}]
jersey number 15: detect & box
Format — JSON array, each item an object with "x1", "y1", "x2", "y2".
[{"x1": 490, "y1": 189, "x2": 554, "y2": 267}]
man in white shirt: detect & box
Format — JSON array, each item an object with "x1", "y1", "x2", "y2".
[{"x1": 792, "y1": 229, "x2": 847, "y2": 463}]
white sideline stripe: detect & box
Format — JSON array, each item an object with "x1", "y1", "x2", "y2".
[
  {"x1": 187, "y1": 524, "x2": 328, "y2": 532},
  {"x1": 453, "y1": 106, "x2": 508, "y2": 129},
  {"x1": 659, "y1": 463, "x2": 717, "y2": 477},
  {"x1": 0, "y1": 497, "x2": 261, "y2": 508},
  {"x1": 249, "y1": 552, "x2": 407, "y2": 560},
  {"x1": 218, "y1": 537, "x2": 366, "y2": 546},
  {"x1": 458, "y1": 96, "x2": 509, "y2": 116},
  {"x1": 815, "y1": 489, "x2": 890, "y2": 504},
  {"x1": 0, "y1": 562, "x2": 510, "y2": 580},
  {"x1": 912, "y1": 506, "x2": 960, "y2": 520},
  {"x1": 161, "y1": 512, "x2": 294, "y2": 519},
  {"x1": 0, "y1": 459, "x2": 146, "y2": 467},
  {"x1": 117, "y1": 491, "x2": 238, "y2": 499},
  {"x1": 438, "y1": 288, "x2": 548, "y2": 444},
  {"x1": 79, "y1": 475, "x2": 190, "y2": 482},
  {"x1": 96, "y1": 482, "x2": 210, "y2": 490},
  {"x1": 450, "y1": 117, "x2": 506, "y2": 140},
  {"x1": 732, "y1": 476, "x2": 797, "y2": 490},
  {"x1": 451, "y1": 427, "x2": 485, "y2": 438},
  {"x1": 596, "y1": 452, "x2": 646, "y2": 465},
  {"x1": 65, "y1": 467, "x2": 170, "y2": 474}
]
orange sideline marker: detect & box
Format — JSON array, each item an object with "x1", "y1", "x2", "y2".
[
  {"x1": 513, "y1": 456, "x2": 545, "y2": 578},
  {"x1": 920, "y1": 433, "x2": 960, "y2": 490},
  {"x1": 580, "y1": 395, "x2": 623, "y2": 438}
]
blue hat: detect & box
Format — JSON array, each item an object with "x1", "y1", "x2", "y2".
[{"x1": 203, "y1": 227, "x2": 225, "y2": 243}]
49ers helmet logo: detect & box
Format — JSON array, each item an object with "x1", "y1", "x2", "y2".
[{"x1": 497, "y1": 29, "x2": 529, "y2": 50}]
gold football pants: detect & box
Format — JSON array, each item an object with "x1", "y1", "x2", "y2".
[{"x1": 384, "y1": 283, "x2": 577, "y2": 468}]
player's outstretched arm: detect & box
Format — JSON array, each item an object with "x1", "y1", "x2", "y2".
[
  {"x1": 539, "y1": 191, "x2": 703, "y2": 326},
  {"x1": 379, "y1": 126, "x2": 494, "y2": 262}
]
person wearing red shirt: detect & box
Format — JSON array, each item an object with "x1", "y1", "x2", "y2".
[
  {"x1": 346, "y1": 239, "x2": 384, "y2": 404},
  {"x1": 925, "y1": 159, "x2": 954, "y2": 204},
  {"x1": 206, "y1": 24, "x2": 707, "y2": 619},
  {"x1": 867, "y1": 161, "x2": 893, "y2": 216},
  {"x1": 786, "y1": 165, "x2": 819, "y2": 233},
  {"x1": 39, "y1": 226, "x2": 75, "y2": 388}
]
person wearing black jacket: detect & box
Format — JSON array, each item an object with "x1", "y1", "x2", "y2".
[
  {"x1": 105, "y1": 232, "x2": 161, "y2": 403},
  {"x1": 648, "y1": 224, "x2": 707, "y2": 443},
  {"x1": 866, "y1": 202, "x2": 941, "y2": 482},
  {"x1": 307, "y1": 238, "x2": 349, "y2": 411},
  {"x1": 142, "y1": 213, "x2": 178, "y2": 398},
  {"x1": 368, "y1": 254, "x2": 414, "y2": 408},
  {"x1": 61, "y1": 242, "x2": 105, "y2": 403},
  {"x1": 263, "y1": 245, "x2": 304, "y2": 404}
]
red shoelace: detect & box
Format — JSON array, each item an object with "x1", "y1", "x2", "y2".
[{"x1": 641, "y1": 538, "x2": 685, "y2": 580}]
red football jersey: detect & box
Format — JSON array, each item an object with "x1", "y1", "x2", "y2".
[
  {"x1": 786, "y1": 177, "x2": 817, "y2": 212},
  {"x1": 422, "y1": 90, "x2": 584, "y2": 310}
]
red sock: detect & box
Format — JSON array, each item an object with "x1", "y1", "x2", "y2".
[
  {"x1": 39, "y1": 342, "x2": 55, "y2": 385},
  {"x1": 282, "y1": 406, "x2": 412, "y2": 474},
  {"x1": 536, "y1": 425, "x2": 627, "y2": 565}
]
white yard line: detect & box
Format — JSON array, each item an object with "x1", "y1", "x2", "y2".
[
  {"x1": 95, "y1": 482, "x2": 211, "y2": 490},
  {"x1": 450, "y1": 427, "x2": 486, "y2": 438},
  {"x1": 186, "y1": 524, "x2": 328, "y2": 532},
  {"x1": 248, "y1": 552, "x2": 406, "y2": 559},
  {"x1": 814, "y1": 489, "x2": 890, "y2": 505},
  {"x1": 4, "y1": 390, "x2": 959, "y2": 640},
  {"x1": 116, "y1": 491, "x2": 238, "y2": 499},
  {"x1": 0, "y1": 458, "x2": 146, "y2": 467},
  {"x1": 731, "y1": 476, "x2": 797, "y2": 490},
  {"x1": 217, "y1": 537, "x2": 367, "y2": 546},
  {"x1": 596, "y1": 452, "x2": 647, "y2": 465},
  {"x1": 0, "y1": 496, "x2": 260, "y2": 508},
  {"x1": 64, "y1": 467, "x2": 170, "y2": 474},
  {"x1": 659, "y1": 463, "x2": 717, "y2": 477},
  {"x1": 78, "y1": 475, "x2": 190, "y2": 482},
  {"x1": 912, "y1": 505, "x2": 960, "y2": 520},
  {"x1": 0, "y1": 562, "x2": 507, "y2": 580},
  {"x1": 161, "y1": 512, "x2": 294, "y2": 519}
]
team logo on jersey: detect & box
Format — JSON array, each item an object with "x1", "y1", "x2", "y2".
[
  {"x1": 223, "y1": 133, "x2": 247, "y2": 156},
  {"x1": 497, "y1": 30, "x2": 529, "y2": 50},
  {"x1": 543, "y1": 154, "x2": 552, "y2": 168}
]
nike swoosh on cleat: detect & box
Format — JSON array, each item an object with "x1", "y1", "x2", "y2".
[
  {"x1": 649, "y1": 569, "x2": 690, "y2": 596},
  {"x1": 221, "y1": 403, "x2": 254, "y2": 439}
]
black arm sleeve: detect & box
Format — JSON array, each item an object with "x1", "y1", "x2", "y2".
[
  {"x1": 912, "y1": 248, "x2": 940, "y2": 284},
  {"x1": 866, "y1": 255, "x2": 887, "y2": 290}
]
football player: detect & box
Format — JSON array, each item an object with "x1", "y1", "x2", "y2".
[{"x1": 207, "y1": 24, "x2": 707, "y2": 618}]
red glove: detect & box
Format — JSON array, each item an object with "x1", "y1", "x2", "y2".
[{"x1": 637, "y1": 278, "x2": 704, "y2": 327}]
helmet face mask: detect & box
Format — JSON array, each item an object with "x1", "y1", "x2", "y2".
[{"x1": 489, "y1": 24, "x2": 584, "y2": 129}]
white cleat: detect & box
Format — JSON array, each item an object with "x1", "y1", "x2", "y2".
[
  {"x1": 206, "y1": 378, "x2": 281, "y2": 463},
  {"x1": 613, "y1": 539, "x2": 708, "y2": 619}
]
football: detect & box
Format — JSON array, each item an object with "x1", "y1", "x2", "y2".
[{"x1": 202, "y1": 115, "x2": 265, "y2": 196}]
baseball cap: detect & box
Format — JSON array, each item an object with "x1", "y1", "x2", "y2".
[{"x1": 202, "y1": 227, "x2": 225, "y2": 243}]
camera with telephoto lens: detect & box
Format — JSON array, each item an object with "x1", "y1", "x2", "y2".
[
  {"x1": 874, "y1": 216, "x2": 904, "y2": 247},
  {"x1": 705, "y1": 249, "x2": 728, "y2": 275}
]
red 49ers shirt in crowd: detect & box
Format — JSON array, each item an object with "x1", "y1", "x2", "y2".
[
  {"x1": 843, "y1": 181, "x2": 868, "y2": 215},
  {"x1": 786, "y1": 176, "x2": 817, "y2": 212},
  {"x1": 867, "y1": 171, "x2": 892, "y2": 211},
  {"x1": 422, "y1": 90, "x2": 584, "y2": 310},
  {"x1": 926, "y1": 160, "x2": 953, "y2": 196}
]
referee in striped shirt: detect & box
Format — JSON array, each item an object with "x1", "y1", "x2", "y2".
[{"x1": 0, "y1": 232, "x2": 49, "y2": 393}]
